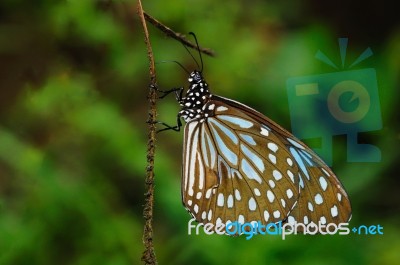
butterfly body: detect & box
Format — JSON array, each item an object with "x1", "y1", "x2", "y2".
[
  {"x1": 174, "y1": 70, "x2": 351, "y2": 230},
  {"x1": 178, "y1": 71, "x2": 212, "y2": 123}
]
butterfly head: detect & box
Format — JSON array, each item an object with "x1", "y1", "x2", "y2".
[
  {"x1": 185, "y1": 70, "x2": 210, "y2": 101},
  {"x1": 188, "y1": 70, "x2": 203, "y2": 84}
]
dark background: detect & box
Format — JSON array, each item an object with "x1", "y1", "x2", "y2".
[{"x1": 0, "y1": 0, "x2": 399, "y2": 264}]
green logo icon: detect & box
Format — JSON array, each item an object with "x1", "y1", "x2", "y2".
[{"x1": 286, "y1": 38, "x2": 382, "y2": 165}]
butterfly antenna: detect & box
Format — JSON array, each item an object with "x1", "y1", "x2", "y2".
[
  {"x1": 189, "y1": 32, "x2": 204, "y2": 72},
  {"x1": 157, "y1": 60, "x2": 190, "y2": 75},
  {"x1": 181, "y1": 39, "x2": 200, "y2": 71}
]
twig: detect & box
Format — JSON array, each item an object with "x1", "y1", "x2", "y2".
[
  {"x1": 137, "y1": 0, "x2": 157, "y2": 264},
  {"x1": 144, "y1": 11, "x2": 216, "y2": 57},
  {"x1": 137, "y1": 2, "x2": 216, "y2": 264}
]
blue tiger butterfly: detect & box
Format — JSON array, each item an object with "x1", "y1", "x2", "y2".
[{"x1": 157, "y1": 33, "x2": 351, "y2": 231}]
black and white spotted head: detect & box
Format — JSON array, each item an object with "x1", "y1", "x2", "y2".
[
  {"x1": 188, "y1": 70, "x2": 204, "y2": 84},
  {"x1": 179, "y1": 70, "x2": 212, "y2": 122}
]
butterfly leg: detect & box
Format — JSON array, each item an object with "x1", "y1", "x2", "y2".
[
  {"x1": 155, "y1": 115, "x2": 182, "y2": 133},
  {"x1": 150, "y1": 84, "x2": 184, "y2": 100},
  {"x1": 147, "y1": 85, "x2": 184, "y2": 132},
  {"x1": 146, "y1": 111, "x2": 182, "y2": 133}
]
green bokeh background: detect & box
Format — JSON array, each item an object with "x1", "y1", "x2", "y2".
[{"x1": 0, "y1": 0, "x2": 399, "y2": 264}]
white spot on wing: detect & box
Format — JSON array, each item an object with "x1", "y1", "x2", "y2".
[
  {"x1": 205, "y1": 189, "x2": 212, "y2": 199},
  {"x1": 287, "y1": 170, "x2": 295, "y2": 183},
  {"x1": 267, "y1": 190, "x2": 275, "y2": 202},
  {"x1": 287, "y1": 137, "x2": 305, "y2": 149},
  {"x1": 218, "y1": 115, "x2": 253, "y2": 128},
  {"x1": 331, "y1": 205, "x2": 338, "y2": 217},
  {"x1": 273, "y1": 170, "x2": 282, "y2": 181},
  {"x1": 268, "y1": 180, "x2": 275, "y2": 188},
  {"x1": 239, "y1": 133, "x2": 256, "y2": 145},
  {"x1": 248, "y1": 197, "x2": 257, "y2": 211},
  {"x1": 241, "y1": 159, "x2": 262, "y2": 184},
  {"x1": 268, "y1": 142, "x2": 278, "y2": 152},
  {"x1": 240, "y1": 144, "x2": 265, "y2": 172},
  {"x1": 319, "y1": 176, "x2": 328, "y2": 191},
  {"x1": 209, "y1": 118, "x2": 238, "y2": 144},
  {"x1": 268, "y1": 154, "x2": 277, "y2": 164},
  {"x1": 217, "y1": 193, "x2": 224, "y2": 207},
  {"x1": 308, "y1": 201, "x2": 314, "y2": 212},
  {"x1": 299, "y1": 149, "x2": 313, "y2": 165},
  {"x1": 288, "y1": 216, "x2": 295, "y2": 224},
  {"x1": 216, "y1": 106, "x2": 228, "y2": 112},
  {"x1": 289, "y1": 147, "x2": 310, "y2": 180},
  {"x1": 304, "y1": 216, "x2": 309, "y2": 224},
  {"x1": 235, "y1": 189, "x2": 241, "y2": 201},
  {"x1": 314, "y1": 193, "x2": 323, "y2": 205},
  {"x1": 238, "y1": 215, "x2": 245, "y2": 224},
  {"x1": 273, "y1": 210, "x2": 280, "y2": 218},
  {"x1": 204, "y1": 130, "x2": 216, "y2": 169},
  {"x1": 227, "y1": 194, "x2": 234, "y2": 208},
  {"x1": 286, "y1": 189, "x2": 293, "y2": 199},
  {"x1": 264, "y1": 210, "x2": 270, "y2": 222},
  {"x1": 202, "y1": 211, "x2": 206, "y2": 219},
  {"x1": 299, "y1": 173, "x2": 304, "y2": 189},
  {"x1": 209, "y1": 119, "x2": 238, "y2": 166},
  {"x1": 260, "y1": 127, "x2": 269, "y2": 136}
]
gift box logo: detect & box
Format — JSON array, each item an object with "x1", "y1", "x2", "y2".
[{"x1": 286, "y1": 38, "x2": 382, "y2": 165}]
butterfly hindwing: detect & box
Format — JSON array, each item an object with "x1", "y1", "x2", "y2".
[{"x1": 285, "y1": 160, "x2": 352, "y2": 227}]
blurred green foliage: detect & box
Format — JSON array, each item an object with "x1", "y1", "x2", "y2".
[{"x1": 0, "y1": 0, "x2": 399, "y2": 264}]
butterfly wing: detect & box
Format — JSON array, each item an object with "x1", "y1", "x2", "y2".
[
  {"x1": 181, "y1": 95, "x2": 351, "y2": 229},
  {"x1": 213, "y1": 95, "x2": 352, "y2": 225}
]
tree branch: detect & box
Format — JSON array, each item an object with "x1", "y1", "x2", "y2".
[
  {"x1": 137, "y1": 0, "x2": 157, "y2": 264},
  {"x1": 144, "y1": 11, "x2": 216, "y2": 57},
  {"x1": 137, "y1": 2, "x2": 216, "y2": 264}
]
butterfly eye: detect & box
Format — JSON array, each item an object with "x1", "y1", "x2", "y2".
[{"x1": 196, "y1": 72, "x2": 202, "y2": 79}]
